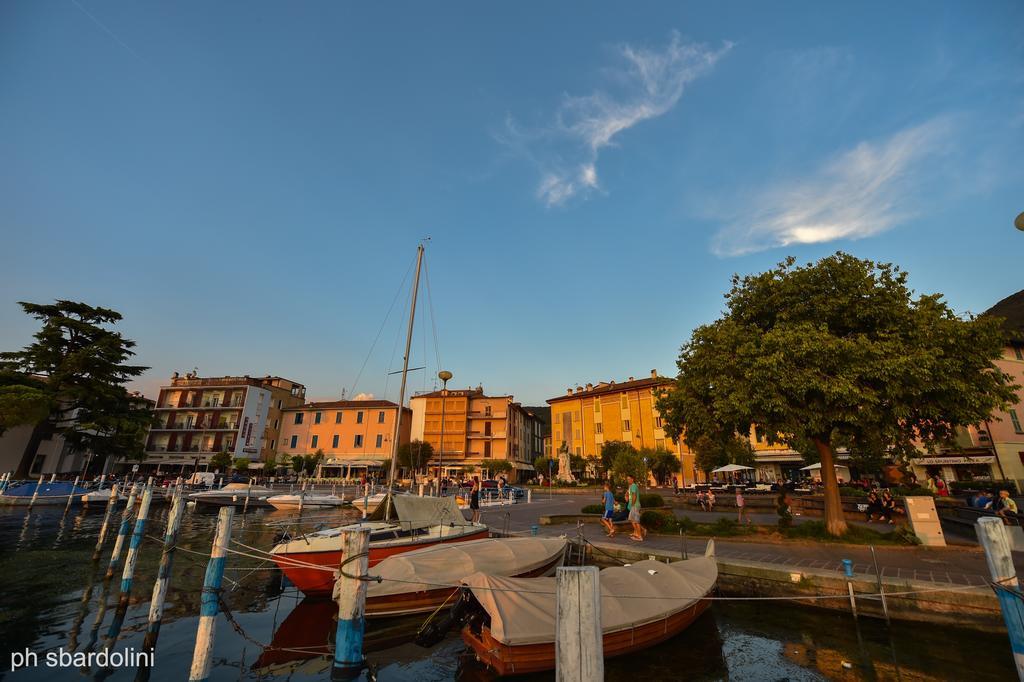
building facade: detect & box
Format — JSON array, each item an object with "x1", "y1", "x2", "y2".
[
  {"x1": 546, "y1": 370, "x2": 696, "y2": 484},
  {"x1": 276, "y1": 400, "x2": 411, "y2": 475},
  {"x1": 409, "y1": 388, "x2": 543, "y2": 481},
  {"x1": 144, "y1": 373, "x2": 306, "y2": 470}
]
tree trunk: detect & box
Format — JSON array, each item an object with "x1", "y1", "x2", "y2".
[{"x1": 812, "y1": 436, "x2": 848, "y2": 536}]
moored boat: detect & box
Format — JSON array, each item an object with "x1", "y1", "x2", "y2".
[
  {"x1": 267, "y1": 493, "x2": 348, "y2": 510},
  {"x1": 188, "y1": 482, "x2": 276, "y2": 507},
  {"x1": 269, "y1": 494, "x2": 488, "y2": 596},
  {"x1": 0, "y1": 480, "x2": 88, "y2": 506},
  {"x1": 366, "y1": 537, "x2": 567, "y2": 618},
  {"x1": 459, "y1": 541, "x2": 717, "y2": 676}
]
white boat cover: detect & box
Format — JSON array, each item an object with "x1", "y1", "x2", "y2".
[
  {"x1": 461, "y1": 544, "x2": 717, "y2": 646},
  {"x1": 368, "y1": 537, "x2": 567, "y2": 598},
  {"x1": 365, "y1": 494, "x2": 469, "y2": 531}
]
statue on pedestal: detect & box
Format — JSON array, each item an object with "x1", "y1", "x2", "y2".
[{"x1": 556, "y1": 447, "x2": 575, "y2": 483}]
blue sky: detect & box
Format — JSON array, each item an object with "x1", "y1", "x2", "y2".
[{"x1": 1, "y1": 1, "x2": 1022, "y2": 405}]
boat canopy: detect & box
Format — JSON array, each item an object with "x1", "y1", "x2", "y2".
[
  {"x1": 365, "y1": 494, "x2": 470, "y2": 530},
  {"x1": 368, "y1": 537, "x2": 567, "y2": 598},
  {"x1": 461, "y1": 545, "x2": 717, "y2": 646}
]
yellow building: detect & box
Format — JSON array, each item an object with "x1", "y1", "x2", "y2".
[
  {"x1": 410, "y1": 388, "x2": 543, "y2": 481},
  {"x1": 546, "y1": 370, "x2": 696, "y2": 485}
]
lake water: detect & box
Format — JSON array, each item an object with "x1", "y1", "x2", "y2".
[{"x1": 0, "y1": 503, "x2": 1015, "y2": 680}]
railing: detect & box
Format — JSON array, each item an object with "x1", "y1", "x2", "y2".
[{"x1": 153, "y1": 423, "x2": 239, "y2": 431}]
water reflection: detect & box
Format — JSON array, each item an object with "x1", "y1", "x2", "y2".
[{"x1": 0, "y1": 506, "x2": 1015, "y2": 681}]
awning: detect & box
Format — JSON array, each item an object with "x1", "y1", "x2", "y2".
[
  {"x1": 711, "y1": 464, "x2": 754, "y2": 473},
  {"x1": 799, "y1": 463, "x2": 851, "y2": 471}
]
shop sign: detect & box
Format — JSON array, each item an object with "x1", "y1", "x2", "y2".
[{"x1": 909, "y1": 456, "x2": 994, "y2": 465}]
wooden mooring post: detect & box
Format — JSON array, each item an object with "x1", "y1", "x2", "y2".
[
  {"x1": 92, "y1": 484, "x2": 121, "y2": 561},
  {"x1": 555, "y1": 565, "x2": 603, "y2": 682},
  {"x1": 27, "y1": 474, "x2": 44, "y2": 511},
  {"x1": 119, "y1": 485, "x2": 154, "y2": 599},
  {"x1": 63, "y1": 476, "x2": 80, "y2": 515},
  {"x1": 977, "y1": 517, "x2": 1024, "y2": 681},
  {"x1": 137, "y1": 490, "x2": 186, "y2": 680},
  {"x1": 332, "y1": 527, "x2": 371, "y2": 680},
  {"x1": 105, "y1": 483, "x2": 140, "y2": 579},
  {"x1": 188, "y1": 506, "x2": 234, "y2": 682}
]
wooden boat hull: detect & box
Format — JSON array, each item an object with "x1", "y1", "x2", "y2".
[
  {"x1": 463, "y1": 596, "x2": 712, "y2": 676},
  {"x1": 274, "y1": 527, "x2": 490, "y2": 596},
  {"x1": 365, "y1": 550, "x2": 564, "y2": 619}
]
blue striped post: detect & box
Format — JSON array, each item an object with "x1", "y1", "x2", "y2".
[
  {"x1": 332, "y1": 527, "x2": 370, "y2": 679},
  {"x1": 63, "y1": 476, "x2": 80, "y2": 515},
  {"x1": 92, "y1": 484, "x2": 121, "y2": 561},
  {"x1": 141, "y1": 490, "x2": 186, "y2": 661},
  {"x1": 0, "y1": 472, "x2": 10, "y2": 494},
  {"x1": 977, "y1": 517, "x2": 1024, "y2": 680},
  {"x1": 105, "y1": 483, "x2": 140, "y2": 580},
  {"x1": 27, "y1": 474, "x2": 44, "y2": 511},
  {"x1": 119, "y1": 485, "x2": 154, "y2": 598},
  {"x1": 188, "y1": 506, "x2": 234, "y2": 682}
]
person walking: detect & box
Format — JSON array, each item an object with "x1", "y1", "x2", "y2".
[
  {"x1": 469, "y1": 477, "x2": 481, "y2": 524},
  {"x1": 600, "y1": 482, "x2": 616, "y2": 537},
  {"x1": 736, "y1": 487, "x2": 751, "y2": 525},
  {"x1": 627, "y1": 474, "x2": 646, "y2": 541}
]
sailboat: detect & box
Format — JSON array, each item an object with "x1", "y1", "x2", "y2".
[{"x1": 269, "y1": 243, "x2": 489, "y2": 596}]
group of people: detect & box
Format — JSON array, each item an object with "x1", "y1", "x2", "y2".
[
  {"x1": 695, "y1": 489, "x2": 716, "y2": 512},
  {"x1": 863, "y1": 490, "x2": 899, "y2": 524},
  {"x1": 968, "y1": 489, "x2": 1018, "y2": 517},
  {"x1": 599, "y1": 475, "x2": 647, "y2": 542}
]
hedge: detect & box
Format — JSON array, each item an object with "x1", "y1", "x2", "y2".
[
  {"x1": 581, "y1": 504, "x2": 604, "y2": 514},
  {"x1": 949, "y1": 480, "x2": 1019, "y2": 496}
]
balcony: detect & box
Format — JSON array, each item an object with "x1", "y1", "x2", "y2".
[
  {"x1": 155, "y1": 403, "x2": 243, "y2": 410},
  {"x1": 468, "y1": 412, "x2": 506, "y2": 419},
  {"x1": 468, "y1": 432, "x2": 506, "y2": 439},
  {"x1": 146, "y1": 446, "x2": 234, "y2": 455},
  {"x1": 151, "y1": 423, "x2": 240, "y2": 431}
]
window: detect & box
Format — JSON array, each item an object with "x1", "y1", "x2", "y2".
[
  {"x1": 655, "y1": 416, "x2": 663, "y2": 428},
  {"x1": 270, "y1": 439, "x2": 275, "y2": 450},
  {"x1": 1011, "y1": 409, "x2": 1024, "y2": 434},
  {"x1": 311, "y1": 435, "x2": 318, "y2": 448},
  {"x1": 314, "y1": 411, "x2": 322, "y2": 424},
  {"x1": 294, "y1": 413, "x2": 304, "y2": 424},
  {"x1": 621, "y1": 395, "x2": 628, "y2": 409},
  {"x1": 656, "y1": 438, "x2": 666, "y2": 450},
  {"x1": 1015, "y1": 347, "x2": 1024, "y2": 361},
  {"x1": 594, "y1": 400, "x2": 601, "y2": 413},
  {"x1": 273, "y1": 419, "x2": 279, "y2": 429},
  {"x1": 277, "y1": 400, "x2": 282, "y2": 409},
  {"x1": 332, "y1": 434, "x2": 339, "y2": 448},
  {"x1": 484, "y1": 442, "x2": 491, "y2": 458},
  {"x1": 354, "y1": 434, "x2": 364, "y2": 447},
  {"x1": 289, "y1": 435, "x2": 298, "y2": 448},
  {"x1": 357, "y1": 411, "x2": 364, "y2": 424},
  {"x1": 622, "y1": 419, "x2": 631, "y2": 432},
  {"x1": 335, "y1": 412, "x2": 342, "y2": 424},
  {"x1": 378, "y1": 411, "x2": 385, "y2": 423},
  {"x1": 484, "y1": 405, "x2": 492, "y2": 416},
  {"x1": 595, "y1": 423, "x2": 603, "y2": 434},
  {"x1": 375, "y1": 434, "x2": 383, "y2": 448}
]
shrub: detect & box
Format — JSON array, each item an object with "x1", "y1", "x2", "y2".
[
  {"x1": 839, "y1": 486, "x2": 867, "y2": 497},
  {"x1": 614, "y1": 492, "x2": 626, "y2": 504},
  {"x1": 950, "y1": 480, "x2": 1018, "y2": 496},
  {"x1": 711, "y1": 517, "x2": 739, "y2": 535},
  {"x1": 640, "y1": 510, "x2": 669, "y2": 530},
  {"x1": 676, "y1": 515, "x2": 698, "y2": 533},
  {"x1": 639, "y1": 493, "x2": 664, "y2": 508},
  {"x1": 581, "y1": 504, "x2": 603, "y2": 514}
]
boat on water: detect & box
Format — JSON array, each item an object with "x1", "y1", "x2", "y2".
[
  {"x1": 80, "y1": 487, "x2": 127, "y2": 504},
  {"x1": 349, "y1": 492, "x2": 388, "y2": 513},
  {"x1": 366, "y1": 537, "x2": 567, "y2": 618},
  {"x1": 267, "y1": 493, "x2": 348, "y2": 510},
  {"x1": 269, "y1": 494, "x2": 488, "y2": 596},
  {"x1": 0, "y1": 480, "x2": 88, "y2": 506},
  {"x1": 189, "y1": 482, "x2": 276, "y2": 508},
  {"x1": 456, "y1": 541, "x2": 717, "y2": 676}
]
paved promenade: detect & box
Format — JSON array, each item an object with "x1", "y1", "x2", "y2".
[{"x1": 478, "y1": 495, "x2": 1014, "y2": 588}]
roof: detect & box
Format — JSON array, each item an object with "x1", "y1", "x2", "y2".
[
  {"x1": 547, "y1": 375, "x2": 674, "y2": 404},
  {"x1": 282, "y1": 400, "x2": 408, "y2": 411},
  {"x1": 412, "y1": 388, "x2": 512, "y2": 399},
  {"x1": 984, "y1": 289, "x2": 1024, "y2": 343}
]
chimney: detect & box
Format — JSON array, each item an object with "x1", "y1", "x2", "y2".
[
  {"x1": 651, "y1": 369, "x2": 658, "y2": 378},
  {"x1": 567, "y1": 388, "x2": 573, "y2": 396},
  {"x1": 575, "y1": 386, "x2": 583, "y2": 394},
  {"x1": 585, "y1": 383, "x2": 593, "y2": 391},
  {"x1": 628, "y1": 376, "x2": 635, "y2": 382}
]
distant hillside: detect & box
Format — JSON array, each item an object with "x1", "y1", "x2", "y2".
[
  {"x1": 984, "y1": 289, "x2": 1024, "y2": 340},
  {"x1": 523, "y1": 405, "x2": 551, "y2": 434}
]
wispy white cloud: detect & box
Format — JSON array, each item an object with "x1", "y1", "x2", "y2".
[
  {"x1": 501, "y1": 32, "x2": 732, "y2": 207},
  {"x1": 710, "y1": 118, "x2": 953, "y2": 256}
]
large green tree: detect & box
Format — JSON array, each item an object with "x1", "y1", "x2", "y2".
[
  {"x1": 599, "y1": 440, "x2": 636, "y2": 475},
  {"x1": 209, "y1": 451, "x2": 233, "y2": 472},
  {"x1": 397, "y1": 439, "x2": 434, "y2": 471},
  {"x1": 657, "y1": 253, "x2": 1018, "y2": 536},
  {"x1": 611, "y1": 449, "x2": 648, "y2": 486},
  {"x1": 0, "y1": 301, "x2": 154, "y2": 477},
  {"x1": 644, "y1": 448, "x2": 682, "y2": 485},
  {"x1": 691, "y1": 434, "x2": 755, "y2": 478}
]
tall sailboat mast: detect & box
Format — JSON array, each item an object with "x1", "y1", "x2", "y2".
[{"x1": 385, "y1": 242, "x2": 425, "y2": 517}]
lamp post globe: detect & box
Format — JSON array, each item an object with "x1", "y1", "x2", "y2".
[
  {"x1": 1015, "y1": 212, "x2": 1024, "y2": 232},
  {"x1": 436, "y1": 370, "x2": 453, "y2": 494}
]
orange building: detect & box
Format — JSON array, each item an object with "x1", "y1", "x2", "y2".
[
  {"x1": 410, "y1": 388, "x2": 543, "y2": 481},
  {"x1": 277, "y1": 400, "x2": 411, "y2": 476},
  {"x1": 547, "y1": 370, "x2": 696, "y2": 485}
]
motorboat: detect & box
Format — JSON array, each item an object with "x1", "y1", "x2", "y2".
[
  {"x1": 188, "y1": 482, "x2": 276, "y2": 508},
  {"x1": 0, "y1": 480, "x2": 88, "y2": 506},
  {"x1": 80, "y1": 487, "x2": 127, "y2": 505},
  {"x1": 365, "y1": 537, "x2": 567, "y2": 618},
  {"x1": 458, "y1": 541, "x2": 717, "y2": 676},
  {"x1": 267, "y1": 493, "x2": 348, "y2": 510},
  {"x1": 269, "y1": 494, "x2": 488, "y2": 596},
  {"x1": 349, "y1": 491, "x2": 388, "y2": 514}
]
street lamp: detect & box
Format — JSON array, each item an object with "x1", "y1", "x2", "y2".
[{"x1": 436, "y1": 370, "x2": 453, "y2": 495}]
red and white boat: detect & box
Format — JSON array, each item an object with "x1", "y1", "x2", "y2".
[{"x1": 269, "y1": 494, "x2": 488, "y2": 596}]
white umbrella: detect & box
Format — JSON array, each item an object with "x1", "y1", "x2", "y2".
[
  {"x1": 711, "y1": 464, "x2": 755, "y2": 473},
  {"x1": 800, "y1": 463, "x2": 847, "y2": 471}
]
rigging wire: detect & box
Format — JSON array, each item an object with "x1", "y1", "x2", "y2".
[
  {"x1": 383, "y1": 279, "x2": 413, "y2": 402},
  {"x1": 422, "y1": 255, "x2": 443, "y2": 377},
  {"x1": 347, "y1": 254, "x2": 417, "y2": 400}
]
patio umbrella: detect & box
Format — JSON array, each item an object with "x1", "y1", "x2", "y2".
[{"x1": 711, "y1": 464, "x2": 755, "y2": 473}]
